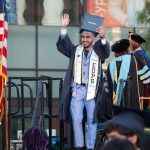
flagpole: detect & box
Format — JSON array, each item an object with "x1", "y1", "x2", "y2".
[
  {"x1": 4, "y1": 85, "x2": 9, "y2": 150},
  {"x1": 3, "y1": 1, "x2": 5, "y2": 13},
  {"x1": 1, "y1": 1, "x2": 9, "y2": 149}
]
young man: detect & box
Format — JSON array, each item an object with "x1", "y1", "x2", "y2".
[
  {"x1": 103, "y1": 106, "x2": 150, "y2": 150},
  {"x1": 56, "y1": 14, "x2": 110, "y2": 150},
  {"x1": 104, "y1": 110, "x2": 143, "y2": 149}
]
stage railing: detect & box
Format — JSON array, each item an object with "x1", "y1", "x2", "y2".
[{"x1": 2, "y1": 76, "x2": 67, "y2": 150}]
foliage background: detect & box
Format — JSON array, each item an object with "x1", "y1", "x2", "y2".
[{"x1": 137, "y1": 1, "x2": 150, "y2": 57}]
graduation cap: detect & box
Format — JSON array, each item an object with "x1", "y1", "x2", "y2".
[
  {"x1": 80, "y1": 13, "x2": 104, "y2": 37},
  {"x1": 114, "y1": 106, "x2": 150, "y2": 128},
  {"x1": 111, "y1": 39, "x2": 130, "y2": 53},
  {"x1": 129, "y1": 32, "x2": 146, "y2": 44}
]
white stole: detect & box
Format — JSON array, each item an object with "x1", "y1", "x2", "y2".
[{"x1": 73, "y1": 45, "x2": 99, "y2": 100}]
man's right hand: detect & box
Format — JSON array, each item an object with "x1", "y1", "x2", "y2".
[{"x1": 61, "y1": 14, "x2": 70, "y2": 29}]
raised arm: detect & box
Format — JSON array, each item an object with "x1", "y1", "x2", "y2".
[
  {"x1": 61, "y1": 13, "x2": 70, "y2": 30},
  {"x1": 56, "y1": 14, "x2": 76, "y2": 58},
  {"x1": 93, "y1": 26, "x2": 110, "y2": 60}
]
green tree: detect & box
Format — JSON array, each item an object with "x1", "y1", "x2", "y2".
[{"x1": 137, "y1": 1, "x2": 150, "y2": 56}]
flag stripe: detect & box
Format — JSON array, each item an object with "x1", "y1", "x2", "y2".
[
  {"x1": 0, "y1": 39, "x2": 7, "y2": 48},
  {"x1": 2, "y1": 54, "x2": 7, "y2": 67},
  {"x1": 2, "y1": 46, "x2": 7, "y2": 57},
  {"x1": 0, "y1": 0, "x2": 8, "y2": 122},
  {"x1": 2, "y1": 65, "x2": 7, "y2": 76},
  {"x1": 0, "y1": 15, "x2": 7, "y2": 79},
  {"x1": 0, "y1": 29, "x2": 7, "y2": 40}
]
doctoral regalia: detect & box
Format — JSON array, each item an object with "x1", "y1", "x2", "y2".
[
  {"x1": 132, "y1": 49, "x2": 150, "y2": 97},
  {"x1": 106, "y1": 55, "x2": 144, "y2": 108}
]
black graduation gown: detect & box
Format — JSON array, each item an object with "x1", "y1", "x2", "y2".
[
  {"x1": 107, "y1": 56, "x2": 144, "y2": 107},
  {"x1": 132, "y1": 51, "x2": 150, "y2": 97},
  {"x1": 99, "y1": 55, "x2": 148, "y2": 121},
  {"x1": 56, "y1": 35, "x2": 110, "y2": 123}
]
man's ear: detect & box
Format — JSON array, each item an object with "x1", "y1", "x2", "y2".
[{"x1": 128, "y1": 134, "x2": 138, "y2": 145}]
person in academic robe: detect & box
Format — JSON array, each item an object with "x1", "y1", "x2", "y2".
[
  {"x1": 100, "y1": 39, "x2": 150, "y2": 120},
  {"x1": 56, "y1": 14, "x2": 110, "y2": 150},
  {"x1": 128, "y1": 32, "x2": 150, "y2": 99}
]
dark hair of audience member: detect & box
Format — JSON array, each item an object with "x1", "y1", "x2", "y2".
[
  {"x1": 104, "y1": 123, "x2": 141, "y2": 147},
  {"x1": 100, "y1": 138, "x2": 136, "y2": 150},
  {"x1": 23, "y1": 126, "x2": 48, "y2": 150}
]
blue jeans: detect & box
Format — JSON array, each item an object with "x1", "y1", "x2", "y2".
[{"x1": 70, "y1": 86, "x2": 97, "y2": 149}]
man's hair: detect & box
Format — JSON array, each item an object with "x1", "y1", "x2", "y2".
[
  {"x1": 114, "y1": 49, "x2": 129, "y2": 57},
  {"x1": 104, "y1": 123, "x2": 136, "y2": 137},
  {"x1": 80, "y1": 29, "x2": 98, "y2": 37},
  {"x1": 100, "y1": 138, "x2": 136, "y2": 150},
  {"x1": 104, "y1": 123, "x2": 141, "y2": 147}
]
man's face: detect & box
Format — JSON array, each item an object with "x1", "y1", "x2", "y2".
[
  {"x1": 107, "y1": 131, "x2": 128, "y2": 141},
  {"x1": 80, "y1": 31, "x2": 95, "y2": 49},
  {"x1": 128, "y1": 37, "x2": 140, "y2": 51},
  {"x1": 106, "y1": 131, "x2": 138, "y2": 146}
]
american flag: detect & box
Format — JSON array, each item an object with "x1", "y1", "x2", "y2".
[{"x1": 0, "y1": 0, "x2": 8, "y2": 123}]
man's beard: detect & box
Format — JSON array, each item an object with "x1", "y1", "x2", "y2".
[{"x1": 83, "y1": 42, "x2": 93, "y2": 49}]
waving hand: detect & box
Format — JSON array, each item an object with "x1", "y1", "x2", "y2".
[{"x1": 61, "y1": 14, "x2": 70, "y2": 29}]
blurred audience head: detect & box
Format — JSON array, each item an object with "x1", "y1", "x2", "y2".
[
  {"x1": 100, "y1": 138, "x2": 136, "y2": 150},
  {"x1": 23, "y1": 126, "x2": 48, "y2": 150},
  {"x1": 104, "y1": 111, "x2": 145, "y2": 148}
]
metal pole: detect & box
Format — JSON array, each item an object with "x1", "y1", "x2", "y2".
[
  {"x1": 4, "y1": 85, "x2": 9, "y2": 150},
  {"x1": 133, "y1": 27, "x2": 136, "y2": 33},
  {"x1": 59, "y1": 79, "x2": 64, "y2": 150},
  {"x1": 48, "y1": 79, "x2": 52, "y2": 149}
]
